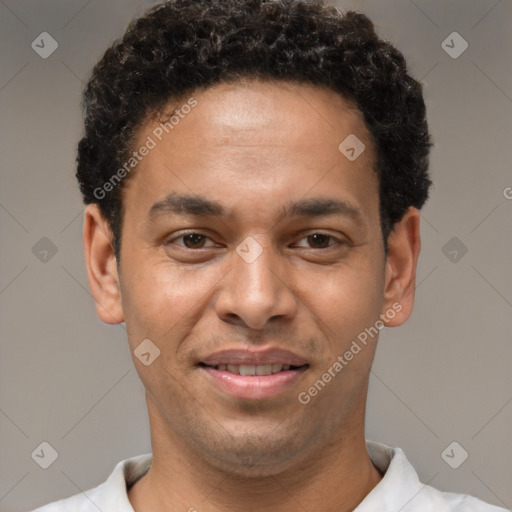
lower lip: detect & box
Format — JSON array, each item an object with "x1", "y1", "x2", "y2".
[{"x1": 200, "y1": 366, "x2": 308, "y2": 400}]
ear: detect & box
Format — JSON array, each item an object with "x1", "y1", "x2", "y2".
[
  {"x1": 83, "y1": 204, "x2": 124, "y2": 324},
  {"x1": 381, "y1": 206, "x2": 421, "y2": 327}
]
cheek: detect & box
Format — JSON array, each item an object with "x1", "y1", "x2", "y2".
[
  {"x1": 120, "y1": 264, "x2": 221, "y2": 393},
  {"x1": 120, "y1": 261, "x2": 223, "y2": 348},
  {"x1": 304, "y1": 260, "x2": 385, "y2": 340}
]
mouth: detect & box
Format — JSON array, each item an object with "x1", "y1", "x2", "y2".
[
  {"x1": 198, "y1": 362, "x2": 308, "y2": 376},
  {"x1": 197, "y1": 349, "x2": 310, "y2": 400}
]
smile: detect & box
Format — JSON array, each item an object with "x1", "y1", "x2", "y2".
[
  {"x1": 199, "y1": 362, "x2": 309, "y2": 400},
  {"x1": 202, "y1": 363, "x2": 303, "y2": 376}
]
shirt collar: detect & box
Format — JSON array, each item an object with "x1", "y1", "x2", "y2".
[
  {"x1": 356, "y1": 440, "x2": 425, "y2": 510},
  {"x1": 93, "y1": 441, "x2": 423, "y2": 511},
  {"x1": 94, "y1": 452, "x2": 152, "y2": 510}
]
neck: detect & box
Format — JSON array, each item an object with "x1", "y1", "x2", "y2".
[{"x1": 129, "y1": 400, "x2": 383, "y2": 512}]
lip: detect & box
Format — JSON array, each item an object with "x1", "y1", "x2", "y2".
[
  {"x1": 200, "y1": 348, "x2": 309, "y2": 366},
  {"x1": 199, "y1": 348, "x2": 310, "y2": 400},
  {"x1": 200, "y1": 365, "x2": 309, "y2": 400}
]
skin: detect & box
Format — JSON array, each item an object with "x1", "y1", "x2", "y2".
[{"x1": 83, "y1": 78, "x2": 421, "y2": 512}]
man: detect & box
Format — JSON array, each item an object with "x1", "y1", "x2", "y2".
[{"x1": 32, "y1": 0, "x2": 507, "y2": 510}]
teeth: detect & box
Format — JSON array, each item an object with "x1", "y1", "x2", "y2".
[
  {"x1": 271, "y1": 363, "x2": 283, "y2": 373},
  {"x1": 239, "y1": 364, "x2": 256, "y2": 376},
  {"x1": 256, "y1": 364, "x2": 272, "y2": 376},
  {"x1": 215, "y1": 363, "x2": 294, "y2": 375}
]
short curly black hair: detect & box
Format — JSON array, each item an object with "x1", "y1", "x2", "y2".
[{"x1": 77, "y1": 0, "x2": 432, "y2": 261}]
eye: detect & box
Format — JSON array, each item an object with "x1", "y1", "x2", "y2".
[
  {"x1": 293, "y1": 232, "x2": 343, "y2": 249},
  {"x1": 167, "y1": 232, "x2": 216, "y2": 249},
  {"x1": 165, "y1": 231, "x2": 344, "y2": 251}
]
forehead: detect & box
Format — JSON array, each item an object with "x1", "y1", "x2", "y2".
[
  {"x1": 169, "y1": 79, "x2": 370, "y2": 150},
  {"x1": 122, "y1": 79, "x2": 379, "y2": 227}
]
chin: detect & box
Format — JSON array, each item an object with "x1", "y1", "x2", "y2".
[{"x1": 190, "y1": 422, "x2": 316, "y2": 477}]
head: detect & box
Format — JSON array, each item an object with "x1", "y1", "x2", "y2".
[{"x1": 81, "y1": 0, "x2": 432, "y2": 476}]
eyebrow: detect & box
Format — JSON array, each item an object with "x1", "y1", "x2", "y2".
[{"x1": 147, "y1": 193, "x2": 363, "y2": 223}]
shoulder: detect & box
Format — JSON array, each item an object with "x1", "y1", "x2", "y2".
[
  {"x1": 364, "y1": 441, "x2": 508, "y2": 512},
  {"x1": 414, "y1": 485, "x2": 508, "y2": 511},
  {"x1": 29, "y1": 486, "x2": 103, "y2": 512},
  {"x1": 28, "y1": 453, "x2": 152, "y2": 512}
]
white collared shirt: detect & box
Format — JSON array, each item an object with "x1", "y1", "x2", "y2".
[{"x1": 31, "y1": 440, "x2": 508, "y2": 511}]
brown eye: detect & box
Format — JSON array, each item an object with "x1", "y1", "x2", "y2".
[
  {"x1": 294, "y1": 232, "x2": 341, "y2": 249},
  {"x1": 167, "y1": 233, "x2": 215, "y2": 249},
  {"x1": 306, "y1": 234, "x2": 333, "y2": 248},
  {"x1": 181, "y1": 233, "x2": 207, "y2": 249}
]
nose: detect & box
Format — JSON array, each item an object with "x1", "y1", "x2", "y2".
[{"x1": 215, "y1": 238, "x2": 298, "y2": 330}]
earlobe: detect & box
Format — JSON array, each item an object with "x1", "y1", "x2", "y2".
[
  {"x1": 83, "y1": 204, "x2": 125, "y2": 325},
  {"x1": 381, "y1": 207, "x2": 421, "y2": 327}
]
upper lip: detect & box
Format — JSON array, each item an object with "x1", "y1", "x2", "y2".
[{"x1": 200, "y1": 348, "x2": 309, "y2": 367}]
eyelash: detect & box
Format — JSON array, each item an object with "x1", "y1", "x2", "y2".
[{"x1": 166, "y1": 231, "x2": 344, "y2": 250}]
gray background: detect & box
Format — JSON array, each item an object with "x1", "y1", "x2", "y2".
[{"x1": 1, "y1": 0, "x2": 511, "y2": 510}]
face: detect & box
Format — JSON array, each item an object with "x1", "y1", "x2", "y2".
[{"x1": 84, "y1": 79, "x2": 420, "y2": 476}]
